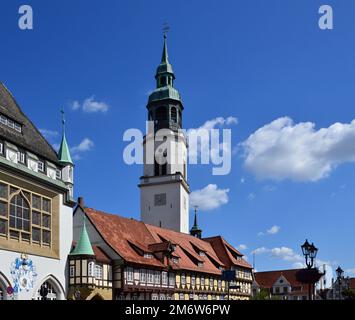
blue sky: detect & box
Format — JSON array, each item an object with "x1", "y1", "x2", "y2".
[{"x1": 1, "y1": 0, "x2": 355, "y2": 279}]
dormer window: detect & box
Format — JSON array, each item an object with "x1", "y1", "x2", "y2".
[
  {"x1": 56, "y1": 169, "x2": 61, "y2": 180},
  {"x1": 172, "y1": 257, "x2": 179, "y2": 264},
  {"x1": 0, "y1": 114, "x2": 22, "y2": 133},
  {"x1": 17, "y1": 150, "x2": 26, "y2": 164},
  {"x1": 0, "y1": 141, "x2": 4, "y2": 156},
  {"x1": 144, "y1": 253, "x2": 153, "y2": 259},
  {"x1": 37, "y1": 161, "x2": 45, "y2": 173},
  {"x1": 198, "y1": 262, "x2": 204, "y2": 268},
  {"x1": 199, "y1": 251, "x2": 205, "y2": 257}
]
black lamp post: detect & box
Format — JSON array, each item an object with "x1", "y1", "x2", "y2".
[
  {"x1": 301, "y1": 239, "x2": 318, "y2": 300},
  {"x1": 336, "y1": 266, "x2": 344, "y2": 300}
]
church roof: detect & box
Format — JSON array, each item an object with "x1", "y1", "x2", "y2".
[
  {"x1": 0, "y1": 83, "x2": 60, "y2": 164},
  {"x1": 81, "y1": 206, "x2": 251, "y2": 275}
]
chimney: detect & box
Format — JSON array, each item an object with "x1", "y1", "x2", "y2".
[{"x1": 78, "y1": 197, "x2": 84, "y2": 208}]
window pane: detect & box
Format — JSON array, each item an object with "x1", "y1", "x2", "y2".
[
  {"x1": 0, "y1": 219, "x2": 7, "y2": 234},
  {"x1": 32, "y1": 211, "x2": 41, "y2": 226},
  {"x1": 22, "y1": 191, "x2": 30, "y2": 202},
  {"x1": 23, "y1": 220, "x2": 30, "y2": 232},
  {"x1": 32, "y1": 195, "x2": 41, "y2": 209},
  {"x1": 10, "y1": 187, "x2": 18, "y2": 195},
  {"x1": 42, "y1": 198, "x2": 51, "y2": 213},
  {"x1": 10, "y1": 230, "x2": 19, "y2": 239},
  {"x1": 42, "y1": 214, "x2": 51, "y2": 228},
  {"x1": 16, "y1": 218, "x2": 22, "y2": 230},
  {"x1": 0, "y1": 201, "x2": 7, "y2": 217},
  {"x1": 0, "y1": 183, "x2": 8, "y2": 199},
  {"x1": 10, "y1": 217, "x2": 15, "y2": 228},
  {"x1": 32, "y1": 227, "x2": 40, "y2": 242},
  {"x1": 22, "y1": 233, "x2": 30, "y2": 242},
  {"x1": 42, "y1": 230, "x2": 50, "y2": 245},
  {"x1": 23, "y1": 208, "x2": 29, "y2": 220}
]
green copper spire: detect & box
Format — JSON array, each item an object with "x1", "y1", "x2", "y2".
[
  {"x1": 58, "y1": 109, "x2": 73, "y2": 165},
  {"x1": 70, "y1": 217, "x2": 94, "y2": 256},
  {"x1": 156, "y1": 34, "x2": 174, "y2": 80}
]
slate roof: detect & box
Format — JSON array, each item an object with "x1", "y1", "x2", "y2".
[
  {"x1": 82, "y1": 206, "x2": 251, "y2": 276},
  {"x1": 0, "y1": 83, "x2": 59, "y2": 164}
]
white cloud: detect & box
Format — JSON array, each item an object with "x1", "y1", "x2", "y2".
[
  {"x1": 242, "y1": 117, "x2": 355, "y2": 182},
  {"x1": 71, "y1": 96, "x2": 109, "y2": 113},
  {"x1": 251, "y1": 247, "x2": 268, "y2": 255},
  {"x1": 187, "y1": 116, "x2": 238, "y2": 160},
  {"x1": 40, "y1": 129, "x2": 58, "y2": 139},
  {"x1": 238, "y1": 244, "x2": 247, "y2": 251},
  {"x1": 346, "y1": 268, "x2": 355, "y2": 275},
  {"x1": 190, "y1": 184, "x2": 229, "y2": 211},
  {"x1": 71, "y1": 138, "x2": 94, "y2": 160},
  {"x1": 258, "y1": 225, "x2": 281, "y2": 236},
  {"x1": 267, "y1": 225, "x2": 281, "y2": 235}
]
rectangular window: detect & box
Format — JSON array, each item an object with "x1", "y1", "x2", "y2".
[
  {"x1": 140, "y1": 269, "x2": 146, "y2": 283},
  {"x1": 181, "y1": 274, "x2": 186, "y2": 286},
  {"x1": 191, "y1": 276, "x2": 196, "y2": 286},
  {"x1": 17, "y1": 151, "x2": 26, "y2": 164},
  {"x1": 162, "y1": 272, "x2": 168, "y2": 285},
  {"x1": 147, "y1": 271, "x2": 154, "y2": 284},
  {"x1": 69, "y1": 266, "x2": 75, "y2": 277},
  {"x1": 56, "y1": 169, "x2": 61, "y2": 180},
  {"x1": 95, "y1": 265, "x2": 103, "y2": 279},
  {"x1": 0, "y1": 115, "x2": 7, "y2": 125},
  {"x1": 154, "y1": 193, "x2": 166, "y2": 206},
  {"x1": 155, "y1": 271, "x2": 161, "y2": 285},
  {"x1": 218, "y1": 280, "x2": 222, "y2": 289},
  {"x1": 201, "y1": 277, "x2": 205, "y2": 286},
  {"x1": 42, "y1": 230, "x2": 50, "y2": 245},
  {"x1": 37, "y1": 161, "x2": 45, "y2": 172},
  {"x1": 127, "y1": 267, "x2": 134, "y2": 282},
  {"x1": 88, "y1": 262, "x2": 95, "y2": 277},
  {"x1": 14, "y1": 123, "x2": 22, "y2": 133},
  {"x1": 32, "y1": 227, "x2": 40, "y2": 242},
  {"x1": 0, "y1": 219, "x2": 7, "y2": 235},
  {"x1": 7, "y1": 120, "x2": 14, "y2": 129},
  {"x1": 0, "y1": 143, "x2": 3, "y2": 156},
  {"x1": 179, "y1": 293, "x2": 184, "y2": 300},
  {"x1": 169, "y1": 274, "x2": 175, "y2": 286}
]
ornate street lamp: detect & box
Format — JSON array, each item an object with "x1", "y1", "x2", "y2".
[
  {"x1": 298, "y1": 240, "x2": 321, "y2": 300},
  {"x1": 336, "y1": 266, "x2": 344, "y2": 300}
]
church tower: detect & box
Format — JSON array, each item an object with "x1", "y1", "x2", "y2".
[{"x1": 140, "y1": 35, "x2": 190, "y2": 233}]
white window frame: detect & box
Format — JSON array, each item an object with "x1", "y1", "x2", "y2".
[
  {"x1": 162, "y1": 271, "x2": 168, "y2": 285},
  {"x1": 17, "y1": 151, "x2": 25, "y2": 164},
  {"x1": 191, "y1": 276, "x2": 196, "y2": 286},
  {"x1": 69, "y1": 265, "x2": 75, "y2": 277},
  {"x1": 38, "y1": 161, "x2": 45, "y2": 172},
  {"x1": 14, "y1": 123, "x2": 22, "y2": 133},
  {"x1": 140, "y1": 269, "x2": 146, "y2": 283},
  {"x1": 127, "y1": 267, "x2": 134, "y2": 282},
  {"x1": 154, "y1": 271, "x2": 161, "y2": 285},
  {"x1": 147, "y1": 270, "x2": 154, "y2": 284},
  {"x1": 95, "y1": 264, "x2": 103, "y2": 279},
  {"x1": 7, "y1": 119, "x2": 14, "y2": 129},
  {"x1": 88, "y1": 262, "x2": 95, "y2": 277},
  {"x1": 56, "y1": 169, "x2": 61, "y2": 180},
  {"x1": 0, "y1": 115, "x2": 7, "y2": 125},
  {"x1": 0, "y1": 143, "x2": 3, "y2": 155},
  {"x1": 201, "y1": 277, "x2": 205, "y2": 286}
]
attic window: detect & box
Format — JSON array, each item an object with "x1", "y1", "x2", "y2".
[
  {"x1": 199, "y1": 251, "x2": 205, "y2": 257},
  {"x1": 172, "y1": 257, "x2": 179, "y2": 264},
  {"x1": 198, "y1": 262, "x2": 204, "y2": 268},
  {"x1": 0, "y1": 114, "x2": 22, "y2": 133},
  {"x1": 144, "y1": 253, "x2": 153, "y2": 259}
]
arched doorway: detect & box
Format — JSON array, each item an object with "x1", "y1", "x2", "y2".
[{"x1": 33, "y1": 275, "x2": 65, "y2": 300}]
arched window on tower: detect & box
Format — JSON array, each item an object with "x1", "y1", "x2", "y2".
[{"x1": 171, "y1": 107, "x2": 177, "y2": 124}]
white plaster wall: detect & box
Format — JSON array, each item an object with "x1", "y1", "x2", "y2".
[
  {"x1": 0, "y1": 195, "x2": 72, "y2": 300},
  {"x1": 141, "y1": 181, "x2": 189, "y2": 233}
]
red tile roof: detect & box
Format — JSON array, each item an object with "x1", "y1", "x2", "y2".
[
  {"x1": 85, "y1": 208, "x2": 165, "y2": 268},
  {"x1": 204, "y1": 236, "x2": 252, "y2": 269},
  {"x1": 81, "y1": 207, "x2": 250, "y2": 276},
  {"x1": 254, "y1": 269, "x2": 306, "y2": 289}
]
